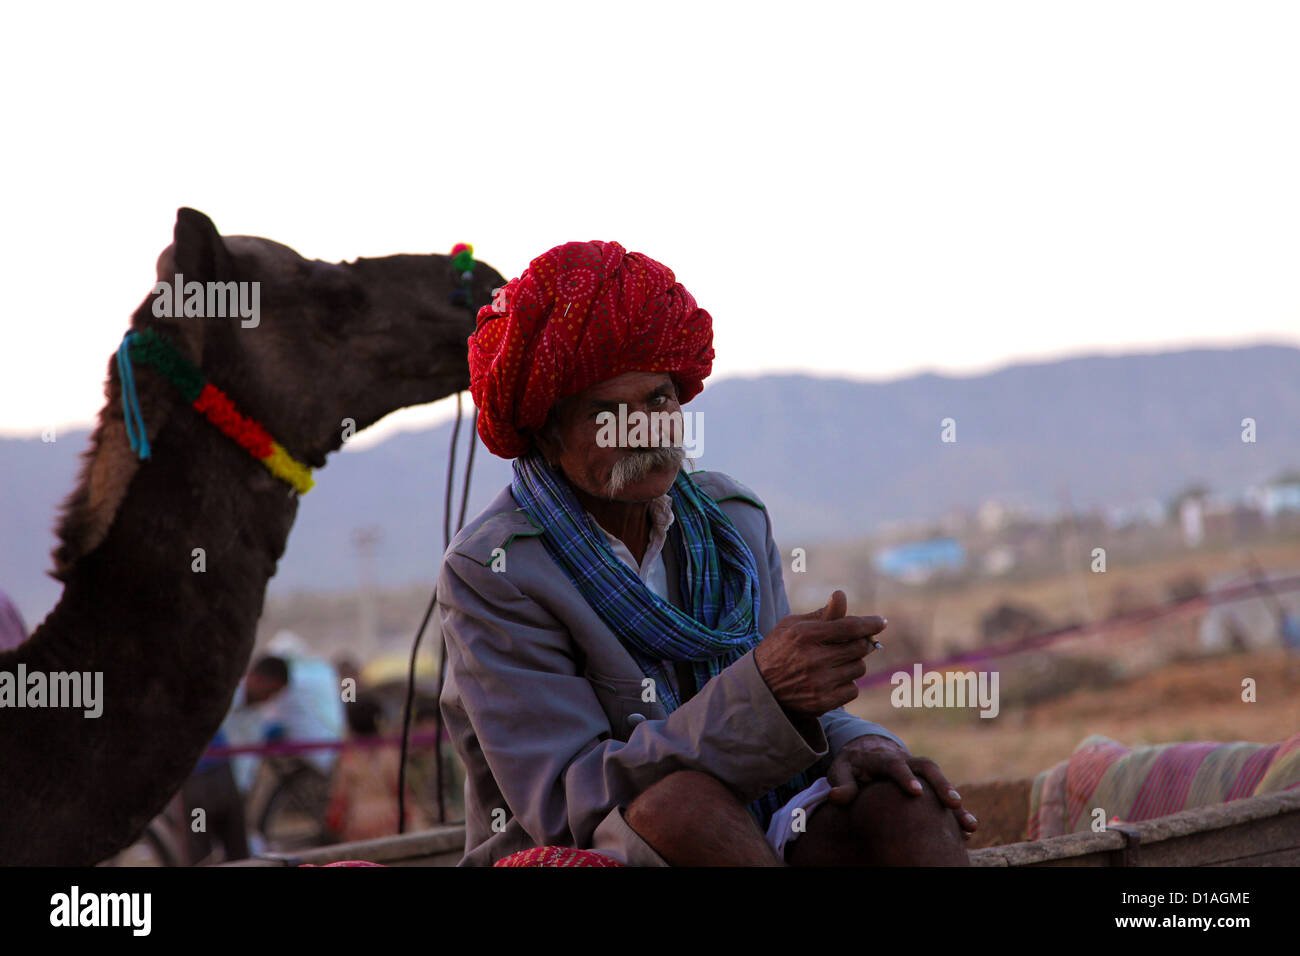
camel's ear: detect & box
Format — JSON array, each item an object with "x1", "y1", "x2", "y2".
[
  {"x1": 48, "y1": 209, "x2": 230, "y2": 579},
  {"x1": 172, "y1": 208, "x2": 234, "y2": 282},
  {"x1": 151, "y1": 208, "x2": 234, "y2": 368}
]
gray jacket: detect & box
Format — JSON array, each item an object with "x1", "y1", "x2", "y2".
[{"x1": 436, "y1": 469, "x2": 906, "y2": 865}]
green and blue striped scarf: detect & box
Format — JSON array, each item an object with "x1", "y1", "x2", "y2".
[{"x1": 510, "y1": 451, "x2": 815, "y2": 829}]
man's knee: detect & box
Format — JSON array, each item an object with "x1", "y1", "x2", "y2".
[
  {"x1": 849, "y1": 778, "x2": 969, "y2": 865},
  {"x1": 625, "y1": 770, "x2": 737, "y2": 830},
  {"x1": 624, "y1": 770, "x2": 782, "y2": 866},
  {"x1": 796, "y1": 779, "x2": 953, "y2": 845},
  {"x1": 854, "y1": 777, "x2": 949, "y2": 817}
]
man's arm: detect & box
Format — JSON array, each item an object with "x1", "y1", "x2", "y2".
[
  {"x1": 821, "y1": 712, "x2": 910, "y2": 755},
  {"x1": 438, "y1": 550, "x2": 830, "y2": 855},
  {"x1": 758, "y1": 495, "x2": 909, "y2": 756}
]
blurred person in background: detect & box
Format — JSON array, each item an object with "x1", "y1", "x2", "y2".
[
  {"x1": 333, "y1": 653, "x2": 361, "y2": 691},
  {"x1": 181, "y1": 725, "x2": 250, "y2": 864},
  {"x1": 264, "y1": 630, "x2": 346, "y2": 778},
  {"x1": 325, "y1": 695, "x2": 431, "y2": 842},
  {"x1": 222, "y1": 655, "x2": 292, "y2": 795}
]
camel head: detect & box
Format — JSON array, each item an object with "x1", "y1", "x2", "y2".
[
  {"x1": 51, "y1": 207, "x2": 503, "y2": 579},
  {"x1": 152, "y1": 207, "x2": 501, "y2": 464}
]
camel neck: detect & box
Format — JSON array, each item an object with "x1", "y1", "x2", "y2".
[{"x1": 0, "y1": 399, "x2": 301, "y2": 864}]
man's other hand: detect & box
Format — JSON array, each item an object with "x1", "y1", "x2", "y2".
[{"x1": 827, "y1": 735, "x2": 979, "y2": 838}]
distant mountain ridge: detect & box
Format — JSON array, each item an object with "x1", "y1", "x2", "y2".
[{"x1": 3, "y1": 343, "x2": 1298, "y2": 625}]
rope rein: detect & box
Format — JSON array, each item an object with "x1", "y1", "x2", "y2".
[{"x1": 398, "y1": 243, "x2": 479, "y2": 833}]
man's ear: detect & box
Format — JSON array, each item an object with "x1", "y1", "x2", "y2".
[
  {"x1": 531, "y1": 430, "x2": 557, "y2": 466},
  {"x1": 534, "y1": 409, "x2": 572, "y2": 467}
]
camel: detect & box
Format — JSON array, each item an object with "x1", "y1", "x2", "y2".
[{"x1": 0, "y1": 208, "x2": 503, "y2": 865}]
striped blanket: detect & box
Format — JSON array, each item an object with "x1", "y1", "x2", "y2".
[{"x1": 1028, "y1": 731, "x2": 1300, "y2": 838}]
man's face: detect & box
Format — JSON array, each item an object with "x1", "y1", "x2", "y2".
[
  {"x1": 245, "y1": 673, "x2": 286, "y2": 705},
  {"x1": 538, "y1": 371, "x2": 688, "y2": 502}
]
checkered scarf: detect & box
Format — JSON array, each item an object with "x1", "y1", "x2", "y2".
[{"x1": 510, "y1": 452, "x2": 815, "y2": 828}]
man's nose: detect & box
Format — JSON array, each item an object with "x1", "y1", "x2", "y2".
[
  {"x1": 624, "y1": 401, "x2": 652, "y2": 447},
  {"x1": 627, "y1": 405, "x2": 680, "y2": 449}
]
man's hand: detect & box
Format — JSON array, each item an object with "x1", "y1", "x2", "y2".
[
  {"x1": 827, "y1": 735, "x2": 979, "y2": 838},
  {"x1": 753, "y1": 590, "x2": 884, "y2": 716}
]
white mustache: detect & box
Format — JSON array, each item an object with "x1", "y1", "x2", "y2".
[{"x1": 606, "y1": 445, "x2": 687, "y2": 496}]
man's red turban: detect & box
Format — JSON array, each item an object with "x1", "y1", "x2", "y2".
[{"x1": 467, "y1": 240, "x2": 715, "y2": 459}]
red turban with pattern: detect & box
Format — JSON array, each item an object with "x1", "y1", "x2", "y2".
[{"x1": 467, "y1": 240, "x2": 715, "y2": 459}]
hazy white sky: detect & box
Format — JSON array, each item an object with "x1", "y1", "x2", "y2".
[{"x1": 2, "y1": 1, "x2": 1297, "y2": 450}]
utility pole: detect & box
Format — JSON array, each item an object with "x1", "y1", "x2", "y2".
[{"x1": 352, "y1": 527, "x2": 382, "y2": 663}]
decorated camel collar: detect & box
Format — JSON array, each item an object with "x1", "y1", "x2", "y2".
[{"x1": 115, "y1": 327, "x2": 315, "y2": 495}]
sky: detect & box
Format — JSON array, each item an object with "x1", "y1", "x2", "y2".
[{"x1": 2, "y1": 1, "x2": 1297, "y2": 451}]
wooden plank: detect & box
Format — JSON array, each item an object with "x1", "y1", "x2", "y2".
[
  {"x1": 969, "y1": 828, "x2": 1125, "y2": 866},
  {"x1": 971, "y1": 788, "x2": 1300, "y2": 867},
  {"x1": 1113, "y1": 789, "x2": 1300, "y2": 866},
  {"x1": 221, "y1": 824, "x2": 466, "y2": 867},
  {"x1": 380, "y1": 851, "x2": 462, "y2": 867},
  {"x1": 1032, "y1": 854, "x2": 1115, "y2": 866},
  {"x1": 220, "y1": 857, "x2": 286, "y2": 867},
  {"x1": 1206, "y1": 846, "x2": 1300, "y2": 866},
  {"x1": 223, "y1": 788, "x2": 1300, "y2": 866},
  {"x1": 1127, "y1": 813, "x2": 1300, "y2": 866}
]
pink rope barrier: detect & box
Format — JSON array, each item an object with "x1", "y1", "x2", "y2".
[{"x1": 202, "y1": 730, "x2": 447, "y2": 759}]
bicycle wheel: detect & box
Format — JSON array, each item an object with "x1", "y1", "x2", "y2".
[{"x1": 258, "y1": 765, "x2": 333, "y2": 852}]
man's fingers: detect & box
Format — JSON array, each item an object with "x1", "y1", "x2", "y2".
[
  {"x1": 911, "y1": 760, "x2": 979, "y2": 830},
  {"x1": 820, "y1": 615, "x2": 887, "y2": 642},
  {"x1": 913, "y1": 761, "x2": 979, "y2": 832},
  {"x1": 826, "y1": 756, "x2": 859, "y2": 806},
  {"x1": 950, "y1": 805, "x2": 979, "y2": 833},
  {"x1": 819, "y1": 638, "x2": 873, "y2": 670},
  {"x1": 798, "y1": 616, "x2": 888, "y2": 645},
  {"x1": 819, "y1": 590, "x2": 847, "y2": 622},
  {"x1": 912, "y1": 760, "x2": 963, "y2": 810},
  {"x1": 878, "y1": 755, "x2": 924, "y2": 796},
  {"x1": 784, "y1": 591, "x2": 849, "y2": 625},
  {"x1": 831, "y1": 658, "x2": 867, "y2": 683},
  {"x1": 832, "y1": 683, "x2": 860, "y2": 709}
]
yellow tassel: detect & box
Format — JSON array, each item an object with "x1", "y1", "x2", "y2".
[{"x1": 263, "y1": 442, "x2": 315, "y2": 494}]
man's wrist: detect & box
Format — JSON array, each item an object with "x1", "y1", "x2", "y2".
[
  {"x1": 751, "y1": 645, "x2": 797, "y2": 717},
  {"x1": 739, "y1": 650, "x2": 826, "y2": 755}
]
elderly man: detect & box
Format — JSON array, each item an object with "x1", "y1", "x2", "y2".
[{"x1": 438, "y1": 240, "x2": 977, "y2": 866}]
